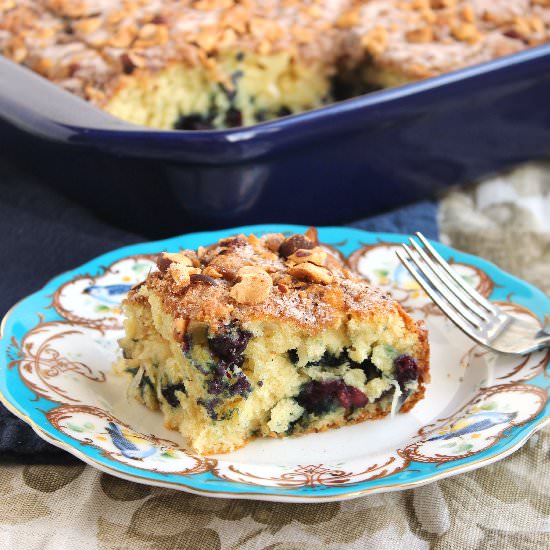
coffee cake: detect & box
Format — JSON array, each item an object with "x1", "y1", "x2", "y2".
[
  {"x1": 115, "y1": 228, "x2": 430, "y2": 454},
  {"x1": 1, "y1": 1, "x2": 548, "y2": 129}
]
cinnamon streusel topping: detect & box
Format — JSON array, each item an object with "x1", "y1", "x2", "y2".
[
  {"x1": 1, "y1": 0, "x2": 548, "y2": 106},
  {"x1": 127, "y1": 229, "x2": 402, "y2": 332}
]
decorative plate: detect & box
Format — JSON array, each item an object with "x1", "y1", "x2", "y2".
[{"x1": 1, "y1": 225, "x2": 549, "y2": 503}]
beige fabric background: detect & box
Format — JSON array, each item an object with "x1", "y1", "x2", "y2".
[{"x1": 1, "y1": 163, "x2": 549, "y2": 550}]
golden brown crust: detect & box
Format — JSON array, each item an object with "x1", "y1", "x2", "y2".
[
  {"x1": 413, "y1": 318, "x2": 431, "y2": 385},
  {"x1": 400, "y1": 380, "x2": 426, "y2": 413},
  {"x1": 1, "y1": 0, "x2": 549, "y2": 110},
  {"x1": 126, "y1": 230, "x2": 425, "y2": 335}
]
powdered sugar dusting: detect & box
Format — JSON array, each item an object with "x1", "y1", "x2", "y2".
[
  {"x1": 254, "y1": 286, "x2": 336, "y2": 328},
  {"x1": 339, "y1": 277, "x2": 396, "y2": 317}
]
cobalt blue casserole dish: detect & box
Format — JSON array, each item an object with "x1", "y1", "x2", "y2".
[{"x1": 1, "y1": 44, "x2": 550, "y2": 237}]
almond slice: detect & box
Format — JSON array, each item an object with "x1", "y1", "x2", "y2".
[
  {"x1": 230, "y1": 266, "x2": 273, "y2": 304},
  {"x1": 288, "y1": 262, "x2": 333, "y2": 284}
]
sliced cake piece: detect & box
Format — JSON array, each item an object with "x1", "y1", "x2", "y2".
[{"x1": 115, "y1": 228, "x2": 429, "y2": 454}]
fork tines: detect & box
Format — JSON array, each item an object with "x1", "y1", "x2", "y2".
[{"x1": 396, "y1": 233, "x2": 507, "y2": 346}]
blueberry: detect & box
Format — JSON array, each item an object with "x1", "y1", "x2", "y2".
[
  {"x1": 191, "y1": 359, "x2": 210, "y2": 376},
  {"x1": 174, "y1": 113, "x2": 215, "y2": 131},
  {"x1": 255, "y1": 109, "x2": 268, "y2": 122},
  {"x1": 214, "y1": 361, "x2": 229, "y2": 378},
  {"x1": 208, "y1": 326, "x2": 252, "y2": 362},
  {"x1": 229, "y1": 373, "x2": 251, "y2": 397},
  {"x1": 139, "y1": 374, "x2": 154, "y2": 391},
  {"x1": 319, "y1": 352, "x2": 346, "y2": 368},
  {"x1": 296, "y1": 380, "x2": 367, "y2": 414},
  {"x1": 350, "y1": 357, "x2": 381, "y2": 381},
  {"x1": 288, "y1": 349, "x2": 299, "y2": 364},
  {"x1": 181, "y1": 333, "x2": 192, "y2": 354},
  {"x1": 204, "y1": 325, "x2": 253, "y2": 401},
  {"x1": 225, "y1": 107, "x2": 243, "y2": 128},
  {"x1": 138, "y1": 374, "x2": 155, "y2": 399},
  {"x1": 207, "y1": 379, "x2": 224, "y2": 395},
  {"x1": 336, "y1": 385, "x2": 368, "y2": 410},
  {"x1": 197, "y1": 398, "x2": 220, "y2": 420},
  {"x1": 231, "y1": 70, "x2": 244, "y2": 87},
  {"x1": 219, "y1": 82, "x2": 237, "y2": 102},
  {"x1": 394, "y1": 355, "x2": 419, "y2": 390},
  {"x1": 276, "y1": 106, "x2": 292, "y2": 117},
  {"x1": 293, "y1": 351, "x2": 346, "y2": 368},
  {"x1": 161, "y1": 382, "x2": 187, "y2": 407},
  {"x1": 296, "y1": 380, "x2": 339, "y2": 414},
  {"x1": 286, "y1": 417, "x2": 301, "y2": 435}
]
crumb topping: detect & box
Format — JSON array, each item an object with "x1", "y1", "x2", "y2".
[
  {"x1": 356, "y1": 0, "x2": 550, "y2": 79},
  {"x1": 1, "y1": 0, "x2": 549, "y2": 105},
  {"x1": 127, "y1": 228, "x2": 403, "y2": 331}
]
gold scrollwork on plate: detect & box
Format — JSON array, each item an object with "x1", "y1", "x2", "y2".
[
  {"x1": 9, "y1": 321, "x2": 107, "y2": 403},
  {"x1": 211, "y1": 454, "x2": 409, "y2": 488}
]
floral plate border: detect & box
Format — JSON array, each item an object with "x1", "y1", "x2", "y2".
[{"x1": 1, "y1": 225, "x2": 549, "y2": 503}]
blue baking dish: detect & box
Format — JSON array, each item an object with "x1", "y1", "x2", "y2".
[{"x1": 1, "y1": 44, "x2": 550, "y2": 237}]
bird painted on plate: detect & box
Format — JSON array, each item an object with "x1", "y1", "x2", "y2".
[
  {"x1": 83, "y1": 283, "x2": 132, "y2": 305},
  {"x1": 428, "y1": 411, "x2": 517, "y2": 441},
  {"x1": 105, "y1": 422, "x2": 156, "y2": 460}
]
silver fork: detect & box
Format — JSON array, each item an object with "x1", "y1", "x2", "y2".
[{"x1": 396, "y1": 233, "x2": 550, "y2": 355}]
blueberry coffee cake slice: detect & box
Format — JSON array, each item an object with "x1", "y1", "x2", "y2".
[{"x1": 116, "y1": 228, "x2": 429, "y2": 454}]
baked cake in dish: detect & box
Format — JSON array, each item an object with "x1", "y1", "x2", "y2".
[
  {"x1": 115, "y1": 228, "x2": 429, "y2": 454},
  {"x1": 1, "y1": 1, "x2": 549, "y2": 130}
]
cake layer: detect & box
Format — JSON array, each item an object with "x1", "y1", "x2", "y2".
[
  {"x1": 1, "y1": 1, "x2": 548, "y2": 129},
  {"x1": 116, "y1": 229, "x2": 429, "y2": 454}
]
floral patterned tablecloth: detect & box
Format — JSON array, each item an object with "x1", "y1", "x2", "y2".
[{"x1": 1, "y1": 163, "x2": 549, "y2": 550}]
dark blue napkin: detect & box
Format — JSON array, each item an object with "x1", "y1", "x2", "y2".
[{"x1": 0, "y1": 159, "x2": 438, "y2": 461}]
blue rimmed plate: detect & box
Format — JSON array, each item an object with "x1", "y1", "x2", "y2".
[{"x1": 1, "y1": 225, "x2": 549, "y2": 502}]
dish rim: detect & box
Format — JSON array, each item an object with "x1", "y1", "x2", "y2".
[{"x1": 1, "y1": 43, "x2": 550, "y2": 159}]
